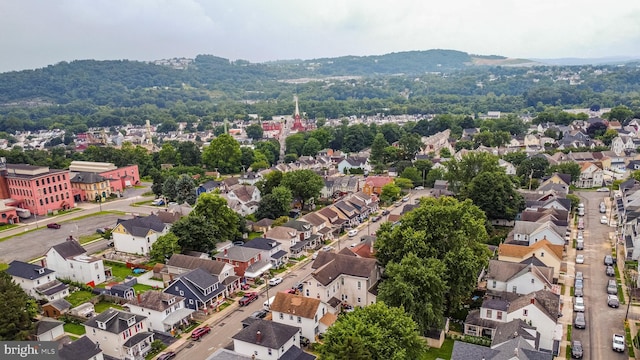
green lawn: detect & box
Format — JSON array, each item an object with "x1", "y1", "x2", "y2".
[
  {"x1": 104, "y1": 261, "x2": 140, "y2": 281},
  {"x1": 78, "y1": 234, "x2": 102, "y2": 244},
  {"x1": 0, "y1": 223, "x2": 17, "y2": 232},
  {"x1": 422, "y1": 338, "x2": 454, "y2": 360},
  {"x1": 94, "y1": 301, "x2": 124, "y2": 313},
  {"x1": 133, "y1": 283, "x2": 154, "y2": 293},
  {"x1": 66, "y1": 290, "x2": 95, "y2": 307},
  {"x1": 72, "y1": 210, "x2": 126, "y2": 221},
  {"x1": 248, "y1": 232, "x2": 263, "y2": 240},
  {"x1": 63, "y1": 323, "x2": 86, "y2": 335},
  {"x1": 0, "y1": 262, "x2": 8, "y2": 271}
]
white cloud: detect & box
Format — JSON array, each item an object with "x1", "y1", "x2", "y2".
[{"x1": 1, "y1": 0, "x2": 639, "y2": 72}]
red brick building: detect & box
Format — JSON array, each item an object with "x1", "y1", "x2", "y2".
[{"x1": 69, "y1": 161, "x2": 140, "y2": 195}]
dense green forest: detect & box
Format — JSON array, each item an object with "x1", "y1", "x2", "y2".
[{"x1": 0, "y1": 50, "x2": 639, "y2": 134}]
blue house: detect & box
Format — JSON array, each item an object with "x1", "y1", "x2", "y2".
[
  {"x1": 196, "y1": 180, "x2": 222, "y2": 197},
  {"x1": 92, "y1": 278, "x2": 136, "y2": 300},
  {"x1": 163, "y1": 268, "x2": 225, "y2": 312}
]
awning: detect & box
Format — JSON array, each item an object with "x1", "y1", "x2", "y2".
[
  {"x1": 271, "y1": 250, "x2": 288, "y2": 260},
  {"x1": 162, "y1": 308, "x2": 194, "y2": 326},
  {"x1": 244, "y1": 261, "x2": 273, "y2": 278},
  {"x1": 290, "y1": 240, "x2": 308, "y2": 251}
]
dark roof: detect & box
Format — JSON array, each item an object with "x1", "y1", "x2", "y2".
[
  {"x1": 123, "y1": 331, "x2": 154, "y2": 347},
  {"x1": 520, "y1": 257, "x2": 548, "y2": 268},
  {"x1": 35, "y1": 318, "x2": 63, "y2": 335},
  {"x1": 232, "y1": 319, "x2": 300, "y2": 349},
  {"x1": 6, "y1": 260, "x2": 54, "y2": 280},
  {"x1": 492, "y1": 319, "x2": 538, "y2": 347},
  {"x1": 71, "y1": 172, "x2": 107, "y2": 184},
  {"x1": 51, "y1": 239, "x2": 86, "y2": 259},
  {"x1": 271, "y1": 250, "x2": 288, "y2": 259},
  {"x1": 37, "y1": 281, "x2": 69, "y2": 296},
  {"x1": 482, "y1": 298, "x2": 509, "y2": 311},
  {"x1": 243, "y1": 237, "x2": 281, "y2": 251},
  {"x1": 451, "y1": 341, "x2": 499, "y2": 360},
  {"x1": 279, "y1": 346, "x2": 316, "y2": 360},
  {"x1": 282, "y1": 220, "x2": 312, "y2": 232},
  {"x1": 127, "y1": 291, "x2": 185, "y2": 312},
  {"x1": 182, "y1": 268, "x2": 220, "y2": 290},
  {"x1": 58, "y1": 336, "x2": 102, "y2": 360},
  {"x1": 167, "y1": 254, "x2": 227, "y2": 276},
  {"x1": 254, "y1": 218, "x2": 275, "y2": 227},
  {"x1": 46, "y1": 298, "x2": 72, "y2": 311},
  {"x1": 311, "y1": 252, "x2": 377, "y2": 286},
  {"x1": 200, "y1": 180, "x2": 222, "y2": 190},
  {"x1": 116, "y1": 214, "x2": 166, "y2": 237},
  {"x1": 84, "y1": 309, "x2": 147, "y2": 334}
]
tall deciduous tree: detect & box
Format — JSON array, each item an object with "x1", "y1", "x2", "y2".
[
  {"x1": 462, "y1": 171, "x2": 524, "y2": 221},
  {"x1": 445, "y1": 152, "x2": 501, "y2": 193},
  {"x1": 370, "y1": 133, "x2": 389, "y2": 163},
  {"x1": 280, "y1": 170, "x2": 324, "y2": 210},
  {"x1": 174, "y1": 174, "x2": 196, "y2": 205},
  {"x1": 162, "y1": 176, "x2": 178, "y2": 201},
  {"x1": 171, "y1": 215, "x2": 218, "y2": 252},
  {"x1": 378, "y1": 253, "x2": 448, "y2": 334},
  {"x1": 301, "y1": 137, "x2": 321, "y2": 156},
  {"x1": 256, "y1": 186, "x2": 293, "y2": 220},
  {"x1": 192, "y1": 193, "x2": 242, "y2": 242},
  {"x1": 398, "y1": 133, "x2": 423, "y2": 160},
  {"x1": 285, "y1": 133, "x2": 305, "y2": 156},
  {"x1": 245, "y1": 123, "x2": 264, "y2": 140},
  {"x1": 516, "y1": 156, "x2": 549, "y2": 180},
  {"x1": 202, "y1": 134, "x2": 242, "y2": 174},
  {"x1": 380, "y1": 183, "x2": 401, "y2": 203},
  {"x1": 375, "y1": 197, "x2": 489, "y2": 315},
  {"x1": 149, "y1": 233, "x2": 181, "y2": 263},
  {"x1": 256, "y1": 170, "x2": 283, "y2": 196},
  {"x1": 0, "y1": 271, "x2": 37, "y2": 340},
  {"x1": 318, "y1": 302, "x2": 426, "y2": 360}
]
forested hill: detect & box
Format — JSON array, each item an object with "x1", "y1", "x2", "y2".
[{"x1": 0, "y1": 50, "x2": 531, "y2": 105}]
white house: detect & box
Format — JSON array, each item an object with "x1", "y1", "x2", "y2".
[
  {"x1": 301, "y1": 251, "x2": 380, "y2": 308},
  {"x1": 226, "y1": 185, "x2": 261, "y2": 216},
  {"x1": 45, "y1": 239, "x2": 106, "y2": 285},
  {"x1": 485, "y1": 260, "x2": 556, "y2": 296},
  {"x1": 243, "y1": 237, "x2": 289, "y2": 269},
  {"x1": 575, "y1": 162, "x2": 604, "y2": 188},
  {"x1": 270, "y1": 292, "x2": 336, "y2": 343},
  {"x1": 6, "y1": 260, "x2": 69, "y2": 301},
  {"x1": 464, "y1": 290, "x2": 560, "y2": 353},
  {"x1": 35, "y1": 318, "x2": 65, "y2": 341},
  {"x1": 126, "y1": 291, "x2": 194, "y2": 333},
  {"x1": 231, "y1": 319, "x2": 305, "y2": 360},
  {"x1": 84, "y1": 308, "x2": 154, "y2": 360},
  {"x1": 510, "y1": 221, "x2": 566, "y2": 246},
  {"x1": 498, "y1": 159, "x2": 517, "y2": 176},
  {"x1": 111, "y1": 215, "x2": 169, "y2": 256},
  {"x1": 337, "y1": 156, "x2": 370, "y2": 174}
]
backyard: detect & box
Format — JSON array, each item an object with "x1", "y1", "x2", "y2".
[
  {"x1": 422, "y1": 338, "x2": 454, "y2": 360},
  {"x1": 63, "y1": 323, "x2": 86, "y2": 336},
  {"x1": 94, "y1": 301, "x2": 124, "y2": 313},
  {"x1": 66, "y1": 290, "x2": 95, "y2": 307},
  {"x1": 105, "y1": 261, "x2": 146, "y2": 282}
]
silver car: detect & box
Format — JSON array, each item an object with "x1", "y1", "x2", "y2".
[
  {"x1": 574, "y1": 312, "x2": 586, "y2": 329},
  {"x1": 608, "y1": 294, "x2": 620, "y2": 308}
]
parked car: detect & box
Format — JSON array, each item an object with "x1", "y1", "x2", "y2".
[
  {"x1": 47, "y1": 223, "x2": 61, "y2": 229},
  {"x1": 151, "y1": 199, "x2": 165, "y2": 206},
  {"x1": 381, "y1": 209, "x2": 390, "y2": 215},
  {"x1": 574, "y1": 312, "x2": 586, "y2": 329},
  {"x1": 604, "y1": 255, "x2": 614, "y2": 266},
  {"x1": 250, "y1": 310, "x2": 269, "y2": 319},
  {"x1": 240, "y1": 283, "x2": 250, "y2": 290},
  {"x1": 402, "y1": 196, "x2": 410, "y2": 202},
  {"x1": 191, "y1": 326, "x2": 211, "y2": 340},
  {"x1": 239, "y1": 292, "x2": 259, "y2": 306},
  {"x1": 613, "y1": 333, "x2": 626, "y2": 352},
  {"x1": 157, "y1": 352, "x2": 176, "y2": 360},
  {"x1": 607, "y1": 279, "x2": 618, "y2": 295},
  {"x1": 597, "y1": 187, "x2": 609, "y2": 192},
  {"x1": 575, "y1": 254, "x2": 585, "y2": 264},
  {"x1": 573, "y1": 297, "x2": 585, "y2": 312},
  {"x1": 268, "y1": 277, "x2": 283, "y2": 286},
  {"x1": 606, "y1": 266, "x2": 615, "y2": 277},
  {"x1": 574, "y1": 287, "x2": 584, "y2": 297},
  {"x1": 414, "y1": 186, "x2": 424, "y2": 190},
  {"x1": 575, "y1": 271, "x2": 583, "y2": 281},
  {"x1": 312, "y1": 252, "x2": 318, "y2": 260},
  {"x1": 233, "y1": 241, "x2": 244, "y2": 246},
  {"x1": 371, "y1": 216, "x2": 381, "y2": 222},
  {"x1": 600, "y1": 202, "x2": 607, "y2": 213},
  {"x1": 322, "y1": 245, "x2": 333, "y2": 252},
  {"x1": 571, "y1": 341, "x2": 583, "y2": 359},
  {"x1": 601, "y1": 215, "x2": 608, "y2": 224},
  {"x1": 608, "y1": 294, "x2": 620, "y2": 308},
  {"x1": 300, "y1": 336, "x2": 311, "y2": 347},
  {"x1": 348, "y1": 229, "x2": 358, "y2": 237},
  {"x1": 574, "y1": 279, "x2": 583, "y2": 290}
]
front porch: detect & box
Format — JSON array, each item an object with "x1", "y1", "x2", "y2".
[{"x1": 123, "y1": 332, "x2": 154, "y2": 360}]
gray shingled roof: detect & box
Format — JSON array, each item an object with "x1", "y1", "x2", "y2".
[
  {"x1": 232, "y1": 319, "x2": 300, "y2": 349},
  {"x1": 84, "y1": 308, "x2": 147, "y2": 334},
  {"x1": 213, "y1": 246, "x2": 262, "y2": 262},
  {"x1": 116, "y1": 214, "x2": 166, "y2": 237},
  {"x1": 167, "y1": 254, "x2": 227, "y2": 276},
  {"x1": 35, "y1": 318, "x2": 63, "y2": 335},
  {"x1": 127, "y1": 291, "x2": 185, "y2": 312},
  {"x1": 51, "y1": 239, "x2": 86, "y2": 259},
  {"x1": 182, "y1": 268, "x2": 220, "y2": 290},
  {"x1": 491, "y1": 319, "x2": 538, "y2": 347},
  {"x1": 279, "y1": 346, "x2": 316, "y2": 360},
  {"x1": 243, "y1": 237, "x2": 280, "y2": 251},
  {"x1": 6, "y1": 260, "x2": 54, "y2": 280},
  {"x1": 71, "y1": 172, "x2": 107, "y2": 184},
  {"x1": 46, "y1": 298, "x2": 72, "y2": 311},
  {"x1": 58, "y1": 336, "x2": 102, "y2": 360},
  {"x1": 311, "y1": 252, "x2": 377, "y2": 286}
]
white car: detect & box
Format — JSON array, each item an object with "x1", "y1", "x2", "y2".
[
  {"x1": 573, "y1": 296, "x2": 585, "y2": 312},
  {"x1": 576, "y1": 254, "x2": 585, "y2": 264},
  {"x1": 348, "y1": 229, "x2": 358, "y2": 237},
  {"x1": 322, "y1": 245, "x2": 333, "y2": 252},
  {"x1": 414, "y1": 186, "x2": 424, "y2": 190},
  {"x1": 601, "y1": 216, "x2": 608, "y2": 224},
  {"x1": 597, "y1": 187, "x2": 609, "y2": 192},
  {"x1": 268, "y1": 277, "x2": 283, "y2": 286}
]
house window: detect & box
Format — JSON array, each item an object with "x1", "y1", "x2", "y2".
[
  {"x1": 492, "y1": 280, "x2": 496, "y2": 288},
  {"x1": 523, "y1": 309, "x2": 528, "y2": 316},
  {"x1": 357, "y1": 297, "x2": 361, "y2": 303},
  {"x1": 497, "y1": 311, "x2": 503, "y2": 320},
  {"x1": 341, "y1": 278, "x2": 344, "y2": 285},
  {"x1": 189, "y1": 299, "x2": 193, "y2": 304},
  {"x1": 357, "y1": 281, "x2": 361, "y2": 290},
  {"x1": 297, "y1": 316, "x2": 302, "y2": 323},
  {"x1": 540, "y1": 252, "x2": 544, "y2": 257},
  {"x1": 279, "y1": 313, "x2": 283, "y2": 320},
  {"x1": 179, "y1": 291, "x2": 184, "y2": 296},
  {"x1": 531, "y1": 279, "x2": 535, "y2": 284},
  {"x1": 290, "y1": 315, "x2": 294, "y2": 320},
  {"x1": 512, "y1": 286, "x2": 517, "y2": 293},
  {"x1": 268, "y1": 349, "x2": 272, "y2": 355},
  {"x1": 486, "y1": 309, "x2": 492, "y2": 318}
]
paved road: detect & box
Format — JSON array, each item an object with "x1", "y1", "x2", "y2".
[
  {"x1": 0, "y1": 185, "x2": 155, "y2": 263},
  {"x1": 574, "y1": 191, "x2": 627, "y2": 360},
  {"x1": 172, "y1": 189, "x2": 427, "y2": 359}
]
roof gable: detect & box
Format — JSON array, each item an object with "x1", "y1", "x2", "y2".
[
  {"x1": 270, "y1": 292, "x2": 321, "y2": 319},
  {"x1": 50, "y1": 239, "x2": 86, "y2": 259}
]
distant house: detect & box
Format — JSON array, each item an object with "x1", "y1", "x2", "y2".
[
  {"x1": 84, "y1": 308, "x2": 154, "y2": 360},
  {"x1": 58, "y1": 336, "x2": 104, "y2": 360},
  {"x1": 227, "y1": 185, "x2": 261, "y2": 216},
  {"x1": 270, "y1": 292, "x2": 335, "y2": 343},
  {"x1": 163, "y1": 268, "x2": 226, "y2": 312},
  {"x1": 508, "y1": 221, "x2": 567, "y2": 246},
  {"x1": 93, "y1": 280, "x2": 136, "y2": 300},
  {"x1": 243, "y1": 237, "x2": 289, "y2": 269},
  {"x1": 6, "y1": 260, "x2": 69, "y2": 301},
  {"x1": 111, "y1": 215, "x2": 169, "y2": 256},
  {"x1": 253, "y1": 218, "x2": 274, "y2": 234},
  {"x1": 35, "y1": 318, "x2": 65, "y2": 341},
  {"x1": 337, "y1": 156, "x2": 370, "y2": 174},
  {"x1": 163, "y1": 254, "x2": 240, "y2": 296},
  {"x1": 231, "y1": 319, "x2": 311, "y2": 360},
  {"x1": 362, "y1": 176, "x2": 393, "y2": 196},
  {"x1": 196, "y1": 180, "x2": 222, "y2": 197},
  {"x1": 70, "y1": 172, "x2": 111, "y2": 202},
  {"x1": 126, "y1": 291, "x2": 193, "y2": 333},
  {"x1": 213, "y1": 246, "x2": 270, "y2": 279},
  {"x1": 42, "y1": 298, "x2": 72, "y2": 319},
  {"x1": 45, "y1": 239, "x2": 107, "y2": 286},
  {"x1": 575, "y1": 162, "x2": 604, "y2": 188},
  {"x1": 239, "y1": 171, "x2": 263, "y2": 185}
]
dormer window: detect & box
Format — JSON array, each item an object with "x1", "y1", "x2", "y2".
[
  {"x1": 97, "y1": 321, "x2": 106, "y2": 330},
  {"x1": 168, "y1": 297, "x2": 175, "y2": 305},
  {"x1": 37, "y1": 268, "x2": 45, "y2": 274},
  {"x1": 126, "y1": 316, "x2": 136, "y2": 326}
]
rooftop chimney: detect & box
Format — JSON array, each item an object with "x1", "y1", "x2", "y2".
[
  {"x1": 256, "y1": 330, "x2": 262, "y2": 343},
  {"x1": 137, "y1": 293, "x2": 142, "y2": 304},
  {"x1": 224, "y1": 248, "x2": 228, "y2": 256},
  {"x1": 530, "y1": 298, "x2": 535, "y2": 305}
]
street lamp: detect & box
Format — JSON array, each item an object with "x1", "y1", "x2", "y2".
[{"x1": 96, "y1": 193, "x2": 102, "y2": 212}]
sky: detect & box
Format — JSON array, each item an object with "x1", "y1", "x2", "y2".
[{"x1": 2, "y1": 0, "x2": 640, "y2": 72}]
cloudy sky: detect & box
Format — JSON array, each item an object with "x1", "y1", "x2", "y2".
[{"x1": 2, "y1": 0, "x2": 640, "y2": 72}]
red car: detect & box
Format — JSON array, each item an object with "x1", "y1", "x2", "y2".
[
  {"x1": 47, "y1": 223, "x2": 61, "y2": 229},
  {"x1": 191, "y1": 326, "x2": 211, "y2": 340},
  {"x1": 239, "y1": 292, "x2": 258, "y2": 306}
]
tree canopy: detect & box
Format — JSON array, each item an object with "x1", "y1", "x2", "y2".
[
  {"x1": 280, "y1": 170, "x2": 324, "y2": 209},
  {"x1": 0, "y1": 271, "x2": 37, "y2": 340},
  {"x1": 202, "y1": 134, "x2": 242, "y2": 173}
]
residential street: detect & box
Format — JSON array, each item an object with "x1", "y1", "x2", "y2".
[{"x1": 572, "y1": 191, "x2": 628, "y2": 360}]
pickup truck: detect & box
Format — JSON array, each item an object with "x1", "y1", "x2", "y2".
[{"x1": 239, "y1": 292, "x2": 259, "y2": 306}]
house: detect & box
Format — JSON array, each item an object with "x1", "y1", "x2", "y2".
[
  {"x1": 243, "y1": 237, "x2": 289, "y2": 269},
  {"x1": 300, "y1": 212, "x2": 334, "y2": 241},
  {"x1": 270, "y1": 292, "x2": 335, "y2": 343},
  {"x1": 213, "y1": 246, "x2": 270, "y2": 279},
  {"x1": 498, "y1": 159, "x2": 516, "y2": 176},
  {"x1": 84, "y1": 308, "x2": 154, "y2": 360},
  {"x1": 45, "y1": 239, "x2": 107, "y2": 286},
  {"x1": 575, "y1": 162, "x2": 604, "y2": 188},
  {"x1": 508, "y1": 221, "x2": 567, "y2": 246},
  {"x1": 485, "y1": 260, "x2": 556, "y2": 296},
  {"x1": 362, "y1": 176, "x2": 393, "y2": 196},
  {"x1": 42, "y1": 298, "x2": 72, "y2": 319},
  {"x1": 451, "y1": 333, "x2": 553, "y2": 360},
  {"x1": 253, "y1": 218, "x2": 275, "y2": 234},
  {"x1": 464, "y1": 290, "x2": 560, "y2": 353},
  {"x1": 316, "y1": 207, "x2": 347, "y2": 234},
  {"x1": 302, "y1": 252, "x2": 380, "y2": 308},
  {"x1": 337, "y1": 156, "x2": 369, "y2": 174},
  {"x1": 538, "y1": 173, "x2": 572, "y2": 189},
  {"x1": 232, "y1": 319, "x2": 310, "y2": 360},
  {"x1": 35, "y1": 318, "x2": 65, "y2": 341},
  {"x1": 111, "y1": 215, "x2": 169, "y2": 256},
  {"x1": 6, "y1": 260, "x2": 69, "y2": 301},
  {"x1": 58, "y1": 336, "x2": 104, "y2": 360},
  {"x1": 163, "y1": 268, "x2": 226, "y2": 312},
  {"x1": 332, "y1": 201, "x2": 360, "y2": 228},
  {"x1": 196, "y1": 180, "x2": 222, "y2": 197},
  {"x1": 93, "y1": 281, "x2": 136, "y2": 300},
  {"x1": 70, "y1": 172, "x2": 111, "y2": 202},
  {"x1": 126, "y1": 291, "x2": 194, "y2": 333},
  {"x1": 227, "y1": 185, "x2": 261, "y2": 216},
  {"x1": 264, "y1": 226, "x2": 300, "y2": 254},
  {"x1": 240, "y1": 171, "x2": 263, "y2": 185},
  {"x1": 498, "y1": 240, "x2": 564, "y2": 279},
  {"x1": 163, "y1": 254, "x2": 240, "y2": 296}
]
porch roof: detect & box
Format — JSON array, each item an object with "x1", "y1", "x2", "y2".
[{"x1": 162, "y1": 308, "x2": 194, "y2": 326}]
